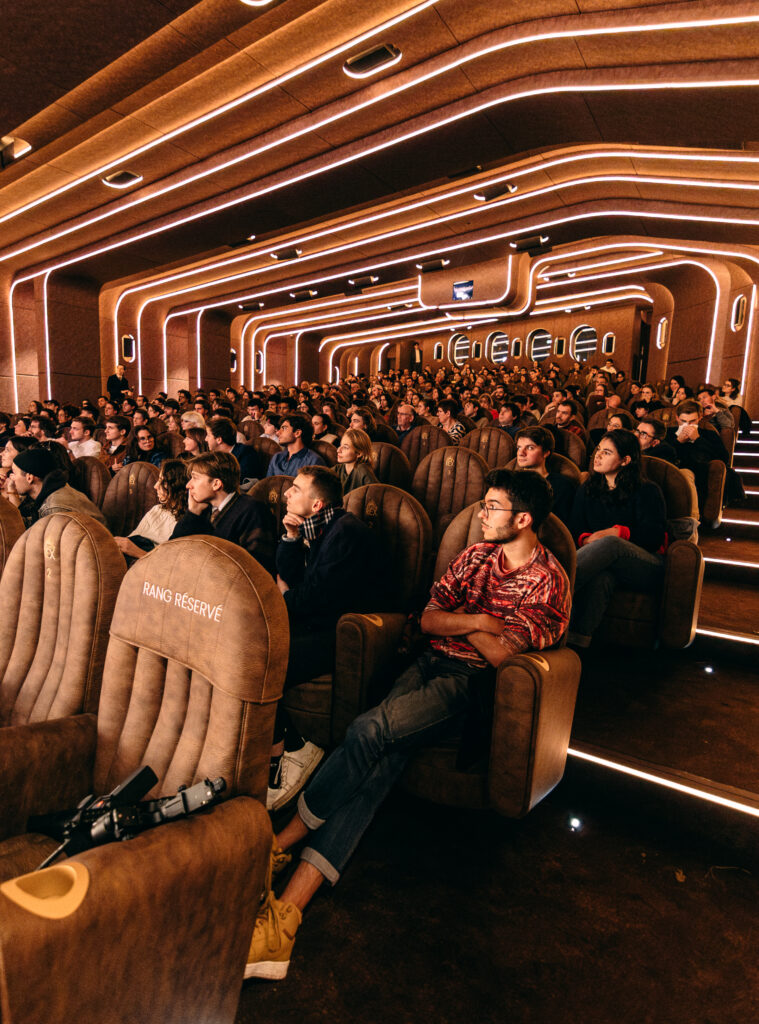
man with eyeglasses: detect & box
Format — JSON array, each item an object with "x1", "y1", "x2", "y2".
[
  {"x1": 633, "y1": 418, "x2": 678, "y2": 465},
  {"x1": 245, "y1": 469, "x2": 570, "y2": 981}
]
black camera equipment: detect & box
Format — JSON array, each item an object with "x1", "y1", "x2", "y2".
[{"x1": 32, "y1": 766, "x2": 226, "y2": 870}]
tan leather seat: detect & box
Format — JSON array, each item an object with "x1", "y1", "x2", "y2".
[
  {"x1": 283, "y1": 484, "x2": 433, "y2": 746},
  {"x1": 599, "y1": 455, "x2": 704, "y2": 649},
  {"x1": 248, "y1": 475, "x2": 293, "y2": 533},
  {"x1": 459, "y1": 425, "x2": 515, "y2": 469},
  {"x1": 556, "y1": 428, "x2": 587, "y2": 469},
  {"x1": 312, "y1": 439, "x2": 338, "y2": 466},
  {"x1": 0, "y1": 511, "x2": 125, "y2": 728},
  {"x1": 411, "y1": 446, "x2": 490, "y2": 542},
  {"x1": 162, "y1": 432, "x2": 185, "y2": 458},
  {"x1": 372, "y1": 421, "x2": 400, "y2": 446},
  {"x1": 68, "y1": 455, "x2": 111, "y2": 508},
  {"x1": 0, "y1": 537, "x2": 287, "y2": 1023},
  {"x1": 0, "y1": 496, "x2": 24, "y2": 574},
  {"x1": 400, "y1": 424, "x2": 451, "y2": 471},
  {"x1": 102, "y1": 462, "x2": 160, "y2": 536},
  {"x1": 250, "y1": 436, "x2": 281, "y2": 476},
  {"x1": 370, "y1": 441, "x2": 412, "y2": 491},
  {"x1": 240, "y1": 419, "x2": 263, "y2": 442},
  {"x1": 401, "y1": 504, "x2": 582, "y2": 816}
]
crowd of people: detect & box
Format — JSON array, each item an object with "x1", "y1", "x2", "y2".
[{"x1": 0, "y1": 354, "x2": 747, "y2": 981}]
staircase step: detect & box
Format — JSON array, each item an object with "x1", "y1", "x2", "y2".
[{"x1": 698, "y1": 577, "x2": 759, "y2": 636}]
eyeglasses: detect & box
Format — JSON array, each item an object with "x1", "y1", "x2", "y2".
[
  {"x1": 479, "y1": 501, "x2": 516, "y2": 517},
  {"x1": 634, "y1": 429, "x2": 655, "y2": 440}
]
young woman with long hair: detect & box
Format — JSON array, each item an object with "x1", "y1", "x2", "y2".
[
  {"x1": 113, "y1": 458, "x2": 189, "y2": 560},
  {"x1": 567, "y1": 428, "x2": 667, "y2": 648},
  {"x1": 335, "y1": 428, "x2": 378, "y2": 494}
]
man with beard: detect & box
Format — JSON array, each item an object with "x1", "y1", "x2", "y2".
[{"x1": 245, "y1": 469, "x2": 570, "y2": 981}]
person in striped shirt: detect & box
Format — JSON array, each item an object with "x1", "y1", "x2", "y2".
[{"x1": 245, "y1": 468, "x2": 571, "y2": 982}]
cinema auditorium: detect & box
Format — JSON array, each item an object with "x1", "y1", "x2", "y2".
[{"x1": 1, "y1": 1, "x2": 758, "y2": 1021}]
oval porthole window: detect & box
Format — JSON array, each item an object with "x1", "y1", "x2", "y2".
[
  {"x1": 433, "y1": 342, "x2": 443, "y2": 360},
  {"x1": 472, "y1": 341, "x2": 482, "y2": 359},
  {"x1": 570, "y1": 324, "x2": 597, "y2": 362},
  {"x1": 555, "y1": 336, "x2": 566, "y2": 356},
  {"x1": 254, "y1": 350, "x2": 264, "y2": 374},
  {"x1": 448, "y1": 333, "x2": 470, "y2": 367},
  {"x1": 602, "y1": 332, "x2": 616, "y2": 354},
  {"x1": 230, "y1": 349, "x2": 238, "y2": 372},
  {"x1": 528, "y1": 328, "x2": 552, "y2": 361},
  {"x1": 121, "y1": 334, "x2": 135, "y2": 362},
  {"x1": 486, "y1": 331, "x2": 509, "y2": 364},
  {"x1": 512, "y1": 338, "x2": 522, "y2": 358},
  {"x1": 655, "y1": 317, "x2": 669, "y2": 350},
  {"x1": 732, "y1": 295, "x2": 747, "y2": 332}
]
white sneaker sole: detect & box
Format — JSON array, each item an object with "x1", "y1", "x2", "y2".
[
  {"x1": 269, "y1": 747, "x2": 325, "y2": 812},
  {"x1": 244, "y1": 958, "x2": 290, "y2": 981}
]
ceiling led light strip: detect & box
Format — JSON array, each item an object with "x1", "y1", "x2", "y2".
[
  {"x1": 0, "y1": 0, "x2": 442, "y2": 231},
  {"x1": 116, "y1": 166, "x2": 759, "y2": 358},
  {"x1": 11, "y1": 28, "x2": 759, "y2": 277},
  {"x1": 530, "y1": 291, "x2": 653, "y2": 316},
  {"x1": 3, "y1": 4, "x2": 759, "y2": 257}
]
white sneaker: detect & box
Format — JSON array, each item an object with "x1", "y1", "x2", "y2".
[{"x1": 266, "y1": 742, "x2": 324, "y2": 812}]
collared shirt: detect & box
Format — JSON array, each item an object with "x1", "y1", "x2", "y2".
[
  {"x1": 266, "y1": 445, "x2": 325, "y2": 477},
  {"x1": 425, "y1": 541, "x2": 570, "y2": 668}
]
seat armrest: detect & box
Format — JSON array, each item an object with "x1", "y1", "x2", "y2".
[
  {"x1": 488, "y1": 648, "x2": 581, "y2": 818},
  {"x1": 702, "y1": 460, "x2": 726, "y2": 528},
  {"x1": 0, "y1": 796, "x2": 270, "y2": 1024},
  {"x1": 658, "y1": 540, "x2": 704, "y2": 649},
  {"x1": 0, "y1": 714, "x2": 97, "y2": 840},
  {"x1": 332, "y1": 612, "x2": 408, "y2": 744}
]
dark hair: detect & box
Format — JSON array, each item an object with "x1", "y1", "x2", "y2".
[
  {"x1": 437, "y1": 398, "x2": 459, "y2": 417},
  {"x1": 261, "y1": 412, "x2": 281, "y2": 431},
  {"x1": 31, "y1": 416, "x2": 57, "y2": 438},
  {"x1": 157, "y1": 459, "x2": 189, "y2": 520},
  {"x1": 639, "y1": 416, "x2": 666, "y2": 441},
  {"x1": 207, "y1": 416, "x2": 237, "y2": 447},
  {"x1": 194, "y1": 398, "x2": 211, "y2": 414},
  {"x1": 668, "y1": 374, "x2": 686, "y2": 390},
  {"x1": 105, "y1": 415, "x2": 131, "y2": 435},
  {"x1": 516, "y1": 426, "x2": 554, "y2": 455},
  {"x1": 499, "y1": 401, "x2": 521, "y2": 420},
  {"x1": 0, "y1": 413, "x2": 10, "y2": 430},
  {"x1": 696, "y1": 384, "x2": 716, "y2": 398},
  {"x1": 297, "y1": 465, "x2": 343, "y2": 506},
  {"x1": 586, "y1": 429, "x2": 643, "y2": 504},
  {"x1": 676, "y1": 399, "x2": 701, "y2": 417},
  {"x1": 7, "y1": 435, "x2": 39, "y2": 454},
  {"x1": 188, "y1": 451, "x2": 240, "y2": 493},
  {"x1": 484, "y1": 468, "x2": 553, "y2": 530},
  {"x1": 722, "y1": 378, "x2": 740, "y2": 398},
  {"x1": 278, "y1": 395, "x2": 298, "y2": 412},
  {"x1": 285, "y1": 414, "x2": 313, "y2": 445},
  {"x1": 557, "y1": 399, "x2": 576, "y2": 416}
]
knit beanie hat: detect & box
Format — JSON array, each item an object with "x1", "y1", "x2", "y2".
[{"x1": 13, "y1": 447, "x2": 57, "y2": 479}]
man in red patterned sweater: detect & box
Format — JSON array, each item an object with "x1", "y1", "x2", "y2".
[{"x1": 245, "y1": 469, "x2": 570, "y2": 981}]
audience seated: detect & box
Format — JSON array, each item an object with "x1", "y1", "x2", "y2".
[
  {"x1": 63, "y1": 415, "x2": 102, "y2": 458},
  {"x1": 246, "y1": 469, "x2": 569, "y2": 981},
  {"x1": 633, "y1": 417, "x2": 678, "y2": 464},
  {"x1": 515, "y1": 426, "x2": 578, "y2": 525},
  {"x1": 436, "y1": 399, "x2": 467, "y2": 444},
  {"x1": 667, "y1": 400, "x2": 729, "y2": 515},
  {"x1": 113, "y1": 458, "x2": 189, "y2": 560},
  {"x1": 206, "y1": 415, "x2": 257, "y2": 482}
]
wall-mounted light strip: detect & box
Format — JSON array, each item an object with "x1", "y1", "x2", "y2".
[
  {"x1": 567, "y1": 747, "x2": 759, "y2": 819},
  {"x1": 695, "y1": 627, "x2": 759, "y2": 646}
]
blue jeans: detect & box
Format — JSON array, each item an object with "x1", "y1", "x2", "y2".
[
  {"x1": 569, "y1": 535, "x2": 664, "y2": 641},
  {"x1": 298, "y1": 652, "x2": 484, "y2": 884}
]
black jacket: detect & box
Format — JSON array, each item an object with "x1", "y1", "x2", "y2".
[
  {"x1": 570, "y1": 479, "x2": 667, "y2": 552},
  {"x1": 546, "y1": 470, "x2": 578, "y2": 527},
  {"x1": 171, "y1": 492, "x2": 275, "y2": 575},
  {"x1": 276, "y1": 508, "x2": 385, "y2": 629}
]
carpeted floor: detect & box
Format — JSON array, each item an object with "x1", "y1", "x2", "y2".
[{"x1": 236, "y1": 763, "x2": 759, "y2": 1024}]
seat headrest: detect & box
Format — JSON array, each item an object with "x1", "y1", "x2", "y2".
[
  {"x1": 110, "y1": 536, "x2": 288, "y2": 703},
  {"x1": 0, "y1": 496, "x2": 24, "y2": 570},
  {"x1": 641, "y1": 455, "x2": 692, "y2": 518}
]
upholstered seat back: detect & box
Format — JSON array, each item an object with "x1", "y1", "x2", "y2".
[
  {"x1": 162, "y1": 432, "x2": 185, "y2": 458},
  {"x1": 102, "y1": 462, "x2": 160, "y2": 535},
  {"x1": 504, "y1": 452, "x2": 581, "y2": 484},
  {"x1": 434, "y1": 504, "x2": 575, "y2": 591},
  {"x1": 68, "y1": 456, "x2": 111, "y2": 508},
  {"x1": 250, "y1": 436, "x2": 281, "y2": 476},
  {"x1": 312, "y1": 439, "x2": 338, "y2": 466},
  {"x1": 240, "y1": 419, "x2": 263, "y2": 442},
  {"x1": 411, "y1": 447, "x2": 490, "y2": 538},
  {"x1": 248, "y1": 475, "x2": 293, "y2": 532},
  {"x1": 93, "y1": 536, "x2": 288, "y2": 801},
  {"x1": 0, "y1": 496, "x2": 24, "y2": 574},
  {"x1": 344, "y1": 484, "x2": 432, "y2": 611},
  {"x1": 400, "y1": 424, "x2": 451, "y2": 470},
  {"x1": 556, "y1": 429, "x2": 587, "y2": 469},
  {"x1": 370, "y1": 442, "x2": 412, "y2": 491},
  {"x1": 0, "y1": 511, "x2": 125, "y2": 727},
  {"x1": 460, "y1": 426, "x2": 515, "y2": 469},
  {"x1": 641, "y1": 455, "x2": 692, "y2": 518}
]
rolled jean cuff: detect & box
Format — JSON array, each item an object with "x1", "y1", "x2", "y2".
[
  {"x1": 298, "y1": 790, "x2": 326, "y2": 830},
  {"x1": 301, "y1": 846, "x2": 340, "y2": 886}
]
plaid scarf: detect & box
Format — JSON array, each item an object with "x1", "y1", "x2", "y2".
[{"x1": 299, "y1": 503, "x2": 340, "y2": 542}]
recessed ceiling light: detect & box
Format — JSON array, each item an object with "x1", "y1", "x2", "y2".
[
  {"x1": 343, "y1": 43, "x2": 401, "y2": 79},
  {"x1": 290, "y1": 289, "x2": 318, "y2": 301},
  {"x1": 472, "y1": 182, "x2": 518, "y2": 201},
  {"x1": 102, "y1": 170, "x2": 143, "y2": 189},
  {"x1": 270, "y1": 247, "x2": 302, "y2": 261},
  {"x1": 510, "y1": 234, "x2": 550, "y2": 252},
  {"x1": 348, "y1": 275, "x2": 379, "y2": 287},
  {"x1": 415, "y1": 258, "x2": 450, "y2": 272},
  {"x1": 0, "y1": 135, "x2": 31, "y2": 169}
]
